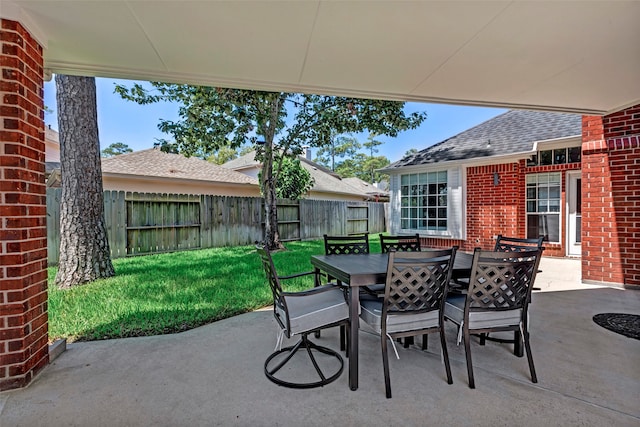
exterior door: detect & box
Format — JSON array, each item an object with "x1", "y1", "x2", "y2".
[{"x1": 567, "y1": 171, "x2": 582, "y2": 257}]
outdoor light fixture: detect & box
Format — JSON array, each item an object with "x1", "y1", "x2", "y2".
[
  {"x1": 487, "y1": 139, "x2": 491, "y2": 148},
  {"x1": 493, "y1": 172, "x2": 500, "y2": 186}
]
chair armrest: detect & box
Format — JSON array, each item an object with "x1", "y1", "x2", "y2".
[
  {"x1": 282, "y1": 284, "x2": 343, "y2": 297},
  {"x1": 278, "y1": 270, "x2": 318, "y2": 281}
]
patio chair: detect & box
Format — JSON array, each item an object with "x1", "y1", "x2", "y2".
[
  {"x1": 359, "y1": 248, "x2": 457, "y2": 398},
  {"x1": 494, "y1": 234, "x2": 544, "y2": 253},
  {"x1": 444, "y1": 248, "x2": 542, "y2": 388},
  {"x1": 257, "y1": 244, "x2": 349, "y2": 389},
  {"x1": 380, "y1": 233, "x2": 422, "y2": 348},
  {"x1": 322, "y1": 233, "x2": 371, "y2": 347},
  {"x1": 380, "y1": 234, "x2": 421, "y2": 253},
  {"x1": 324, "y1": 233, "x2": 370, "y2": 255}
]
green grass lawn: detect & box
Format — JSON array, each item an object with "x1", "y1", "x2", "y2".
[{"x1": 48, "y1": 237, "x2": 382, "y2": 342}]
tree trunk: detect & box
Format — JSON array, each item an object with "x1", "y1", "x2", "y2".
[
  {"x1": 262, "y1": 95, "x2": 284, "y2": 250},
  {"x1": 54, "y1": 75, "x2": 115, "y2": 288}
]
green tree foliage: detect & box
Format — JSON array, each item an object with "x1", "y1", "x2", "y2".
[
  {"x1": 404, "y1": 148, "x2": 419, "y2": 157},
  {"x1": 260, "y1": 155, "x2": 314, "y2": 200},
  {"x1": 207, "y1": 146, "x2": 238, "y2": 165},
  {"x1": 101, "y1": 142, "x2": 133, "y2": 157},
  {"x1": 114, "y1": 82, "x2": 426, "y2": 249},
  {"x1": 314, "y1": 135, "x2": 360, "y2": 171}
]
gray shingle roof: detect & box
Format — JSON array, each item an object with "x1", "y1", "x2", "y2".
[
  {"x1": 101, "y1": 149, "x2": 258, "y2": 185},
  {"x1": 387, "y1": 110, "x2": 582, "y2": 169}
]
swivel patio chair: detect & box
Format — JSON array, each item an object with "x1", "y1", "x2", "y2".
[
  {"x1": 380, "y1": 234, "x2": 421, "y2": 253},
  {"x1": 257, "y1": 244, "x2": 349, "y2": 389},
  {"x1": 444, "y1": 248, "x2": 542, "y2": 388},
  {"x1": 359, "y1": 248, "x2": 457, "y2": 398}
]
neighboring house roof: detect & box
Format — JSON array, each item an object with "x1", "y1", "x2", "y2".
[
  {"x1": 342, "y1": 177, "x2": 389, "y2": 199},
  {"x1": 101, "y1": 149, "x2": 259, "y2": 185},
  {"x1": 223, "y1": 151, "x2": 374, "y2": 198},
  {"x1": 386, "y1": 110, "x2": 582, "y2": 169}
]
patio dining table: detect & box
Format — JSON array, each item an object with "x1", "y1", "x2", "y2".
[{"x1": 310, "y1": 250, "x2": 473, "y2": 391}]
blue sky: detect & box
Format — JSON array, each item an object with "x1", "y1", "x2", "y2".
[{"x1": 44, "y1": 78, "x2": 507, "y2": 162}]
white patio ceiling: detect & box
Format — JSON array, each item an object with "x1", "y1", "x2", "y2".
[{"x1": 4, "y1": 1, "x2": 640, "y2": 115}]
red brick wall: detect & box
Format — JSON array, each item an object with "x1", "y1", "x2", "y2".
[
  {"x1": 0, "y1": 19, "x2": 48, "y2": 391},
  {"x1": 582, "y1": 105, "x2": 640, "y2": 287}
]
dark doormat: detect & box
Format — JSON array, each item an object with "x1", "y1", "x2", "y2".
[{"x1": 592, "y1": 313, "x2": 640, "y2": 340}]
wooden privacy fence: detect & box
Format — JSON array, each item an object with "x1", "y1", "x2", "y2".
[{"x1": 46, "y1": 189, "x2": 387, "y2": 265}]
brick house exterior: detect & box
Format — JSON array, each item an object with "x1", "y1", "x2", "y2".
[
  {"x1": 0, "y1": 15, "x2": 638, "y2": 392},
  {"x1": 1, "y1": 19, "x2": 49, "y2": 391},
  {"x1": 384, "y1": 108, "x2": 640, "y2": 289}
]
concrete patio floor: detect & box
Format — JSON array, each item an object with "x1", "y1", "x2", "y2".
[{"x1": 1, "y1": 258, "x2": 639, "y2": 426}]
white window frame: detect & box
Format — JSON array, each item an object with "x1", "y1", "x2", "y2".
[
  {"x1": 526, "y1": 172, "x2": 562, "y2": 244},
  {"x1": 393, "y1": 166, "x2": 464, "y2": 239}
]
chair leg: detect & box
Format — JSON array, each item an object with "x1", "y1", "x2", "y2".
[
  {"x1": 479, "y1": 333, "x2": 486, "y2": 346},
  {"x1": 381, "y1": 334, "x2": 392, "y2": 398},
  {"x1": 422, "y1": 334, "x2": 428, "y2": 351},
  {"x1": 340, "y1": 325, "x2": 346, "y2": 352},
  {"x1": 439, "y1": 329, "x2": 453, "y2": 384},
  {"x1": 523, "y1": 330, "x2": 538, "y2": 383},
  {"x1": 463, "y1": 328, "x2": 475, "y2": 389}
]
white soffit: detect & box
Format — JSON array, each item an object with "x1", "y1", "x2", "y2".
[{"x1": 3, "y1": 1, "x2": 640, "y2": 115}]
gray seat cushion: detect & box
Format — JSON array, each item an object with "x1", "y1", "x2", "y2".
[
  {"x1": 277, "y1": 287, "x2": 349, "y2": 335},
  {"x1": 444, "y1": 294, "x2": 522, "y2": 330},
  {"x1": 360, "y1": 299, "x2": 440, "y2": 334}
]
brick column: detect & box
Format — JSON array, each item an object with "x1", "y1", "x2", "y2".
[
  {"x1": 0, "y1": 19, "x2": 48, "y2": 391},
  {"x1": 582, "y1": 105, "x2": 640, "y2": 288}
]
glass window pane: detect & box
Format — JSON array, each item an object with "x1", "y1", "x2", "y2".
[
  {"x1": 554, "y1": 148, "x2": 567, "y2": 164},
  {"x1": 401, "y1": 175, "x2": 409, "y2": 185},
  {"x1": 538, "y1": 201, "x2": 548, "y2": 212},
  {"x1": 410, "y1": 219, "x2": 417, "y2": 229},
  {"x1": 428, "y1": 172, "x2": 436, "y2": 184},
  {"x1": 438, "y1": 220, "x2": 447, "y2": 230},
  {"x1": 438, "y1": 208, "x2": 447, "y2": 218},
  {"x1": 549, "y1": 172, "x2": 561, "y2": 183},
  {"x1": 526, "y1": 175, "x2": 537, "y2": 185},
  {"x1": 539, "y1": 187, "x2": 548, "y2": 199},
  {"x1": 549, "y1": 200, "x2": 560, "y2": 212},
  {"x1": 438, "y1": 183, "x2": 447, "y2": 194},
  {"x1": 428, "y1": 184, "x2": 437, "y2": 194},
  {"x1": 438, "y1": 171, "x2": 447, "y2": 182},
  {"x1": 428, "y1": 220, "x2": 436, "y2": 229},
  {"x1": 527, "y1": 154, "x2": 538, "y2": 167},
  {"x1": 568, "y1": 146, "x2": 581, "y2": 163},
  {"x1": 549, "y1": 186, "x2": 560, "y2": 199},
  {"x1": 410, "y1": 174, "x2": 418, "y2": 185},
  {"x1": 438, "y1": 195, "x2": 447, "y2": 206},
  {"x1": 527, "y1": 201, "x2": 537, "y2": 212},
  {"x1": 401, "y1": 208, "x2": 409, "y2": 217},
  {"x1": 428, "y1": 196, "x2": 437, "y2": 206},
  {"x1": 401, "y1": 219, "x2": 409, "y2": 229},
  {"x1": 526, "y1": 214, "x2": 539, "y2": 239},
  {"x1": 540, "y1": 150, "x2": 553, "y2": 165},
  {"x1": 419, "y1": 173, "x2": 428, "y2": 184},
  {"x1": 428, "y1": 208, "x2": 436, "y2": 218},
  {"x1": 526, "y1": 187, "x2": 537, "y2": 199}
]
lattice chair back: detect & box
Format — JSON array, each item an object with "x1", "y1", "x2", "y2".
[
  {"x1": 466, "y1": 248, "x2": 542, "y2": 313},
  {"x1": 380, "y1": 234, "x2": 421, "y2": 253},
  {"x1": 324, "y1": 233, "x2": 370, "y2": 255},
  {"x1": 256, "y1": 245, "x2": 289, "y2": 333},
  {"x1": 494, "y1": 235, "x2": 544, "y2": 253},
  {"x1": 383, "y1": 248, "x2": 456, "y2": 321}
]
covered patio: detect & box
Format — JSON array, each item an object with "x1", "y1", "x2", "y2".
[
  {"x1": 1, "y1": 258, "x2": 638, "y2": 425},
  {"x1": 1, "y1": 0, "x2": 639, "y2": 400}
]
